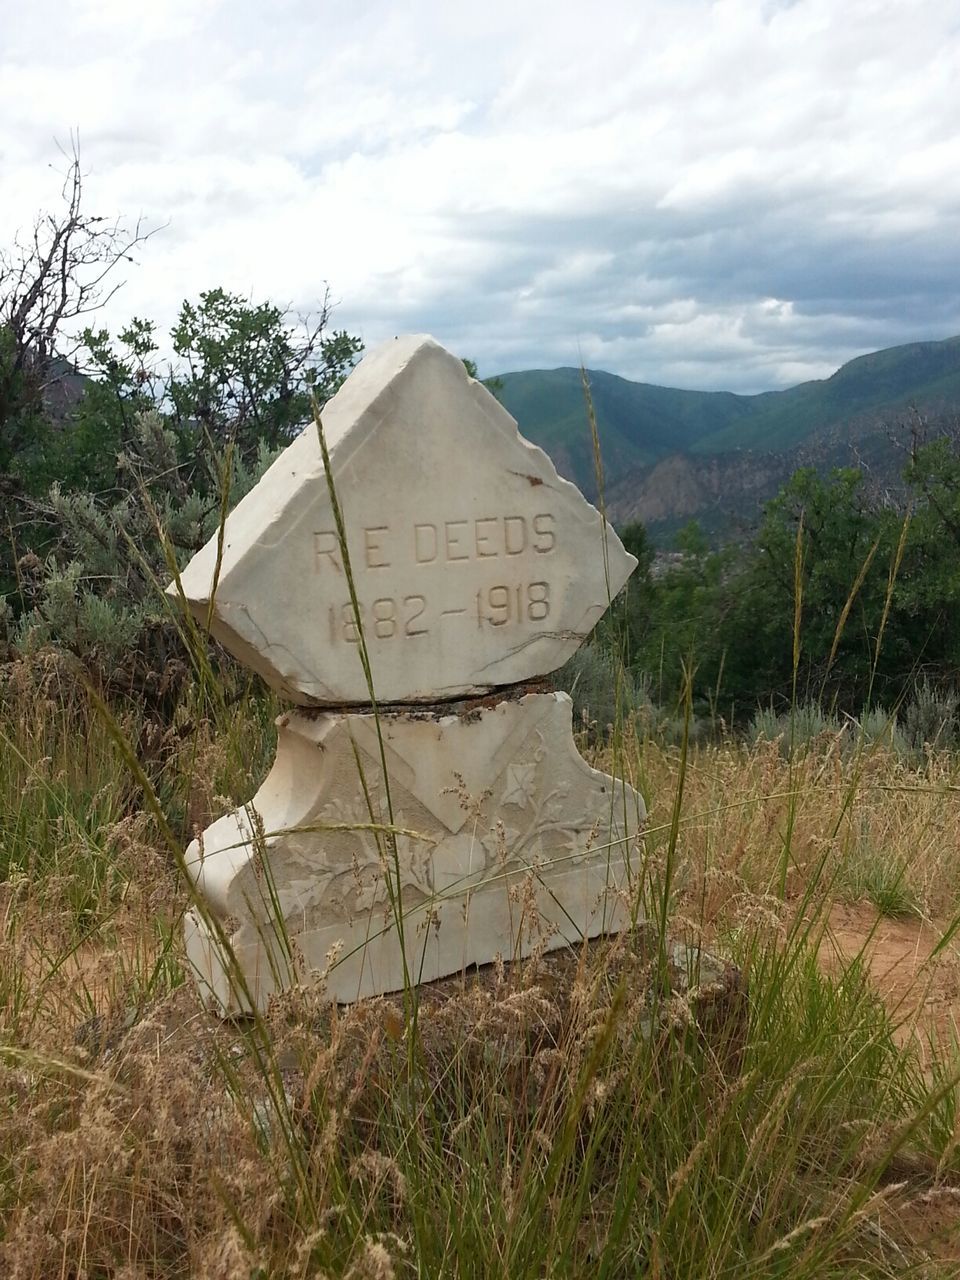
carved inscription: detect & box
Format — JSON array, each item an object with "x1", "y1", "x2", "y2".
[
  {"x1": 316, "y1": 512, "x2": 559, "y2": 647},
  {"x1": 313, "y1": 530, "x2": 343, "y2": 572},
  {"x1": 364, "y1": 526, "x2": 390, "y2": 569},
  {"x1": 330, "y1": 596, "x2": 428, "y2": 645},
  {"x1": 413, "y1": 513, "x2": 555, "y2": 564},
  {"x1": 475, "y1": 582, "x2": 550, "y2": 627},
  {"x1": 314, "y1": 513, "x2": 556, "y2": 574}
]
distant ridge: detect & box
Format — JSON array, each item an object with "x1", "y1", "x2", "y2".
[{"x1": 494, "y1": 336, "x2": 960, "y2": 536}]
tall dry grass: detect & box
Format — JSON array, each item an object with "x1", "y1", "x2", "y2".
[
  {"x1": 1, "y1": 382, "x2": 959, "y2": 1274},
  {"x1": 1, "y1": 658, "x2": 959, "y2": 1276}
]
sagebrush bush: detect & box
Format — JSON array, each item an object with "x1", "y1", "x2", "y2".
[
  {"x1": 10, "y1": 412, "x2": 281, "y2": 708},
  {"x1": 857, "y1": 706, "x2": 913, "y2": 757},
  {"x1": 903, "y1": 678, "x2": 960, "y2": 751},
  {"x1": 746, "y1": 697, "x2": 960, "y2": 762},
  {"x1": 553, "y1": 641, "x2": 652, "y2": 737},
  {"x1": 749, "y1": 702, "x2": 844, "y2": 754}
]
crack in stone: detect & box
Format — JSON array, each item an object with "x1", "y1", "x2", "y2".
[{"x1": 293, "y1": 677, "x2": 552, "y2": 719}]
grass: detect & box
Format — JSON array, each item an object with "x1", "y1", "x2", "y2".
[
  {"x1": 1, "y1": 382, "x2": 959, "y2": 1275},
  {"x1": 0, "y1": 658, "x2": 959, "y2": 1276}
]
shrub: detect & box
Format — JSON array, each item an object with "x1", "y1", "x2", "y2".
[
  {"x1": 10, "y1": 412, "x2": 281, "y2": 709},
  {"x1": 902, "y1": 678, "x2": 960, "y2": 752},
  {"x1": 748, "y1": 702, "x2": 845, "y2": 755},
  {"x1": 553, "y1": 642, "x2": 652, "y2": 738}
]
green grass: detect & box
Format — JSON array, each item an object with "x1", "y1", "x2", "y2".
[
  {"x1": 0, "y1": 662, "x2": 958, "y2": 1275},
  {"x1": 2, "y1": 398, "x2": 960, "y2": 1276}
]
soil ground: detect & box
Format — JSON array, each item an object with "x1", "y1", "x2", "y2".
[
  {"x1": 822, "y1": 902, "x2": 960, "y2": 1057},
  {"x1": 821, "y1": 903, "x2": 960, "y2": 1266}
]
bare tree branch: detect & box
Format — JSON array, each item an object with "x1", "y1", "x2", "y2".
[{"x1": 1, "y1": 136, "x2": 159, "y2": 463}]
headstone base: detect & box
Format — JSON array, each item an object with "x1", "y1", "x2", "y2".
[{"x1": 183, "y1": 692, "x2": 646, "y2": 1014}]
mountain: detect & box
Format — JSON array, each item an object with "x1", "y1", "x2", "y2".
[{"x1": 494, "y1": 336, "x2": 960, "y2": 535}]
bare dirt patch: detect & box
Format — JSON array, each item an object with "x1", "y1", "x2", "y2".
[
  {"x1": 884, "y1": 1191, "x2": 960, "y2": 1267},
  {"x1": 817, "y1": 903, "x2": 960, "y2": 1267},
  {"x1": 821, "y1": 902, "x2": 960, "y2": 1059}
]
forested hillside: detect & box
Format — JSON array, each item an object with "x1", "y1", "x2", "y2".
[{"x1": 496, "y1": 337, "x2": 960, "y2": 531}]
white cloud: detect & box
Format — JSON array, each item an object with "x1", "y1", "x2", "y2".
[{"x1": 1, "y1": 0, "x2": 959, "y2": 391}]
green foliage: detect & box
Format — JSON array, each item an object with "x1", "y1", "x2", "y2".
[
  {"x1": 749, "y1": 702, "x2": 844, "y2": 754},
  {"x1": 855, "y1": 706, "x2": 911, "y2": 757},
  {"x1": 619, "y1": 517, "x2": 654, "y2": 571},
  {"x1": 66, "y1": 289, "x2": 362, "y2": 493},
  {"x1": 11, "y1": 409, "x2": 288, "y2": 701},
  {"x1": 461, "y1": 355, "x2": 504, "y2": 399},
  {"x1": 896, "y1": 435, "x2": 960, "y2": 670},
  {"x1": 54, "y1": 317, "x2": 160, "y2": 492},
  {"x1": 1, "y1": 167, "x2": 361, "y2": 682},
  {"x1": 719, "y1": 468, "x2": 899, "y2": 705},
  {"x1": 168, "y1": 288, "x2": 361, "y2": 462},
  {"x1": 612, "y1": 518, "x2": 734, "y2": 711},
  {"x1": 747, "y1": 688, "x2": 959, "y2": 765},
  {"x1": 902, "y1": 678, "x2": 959, "y2": 751},
  {"x1": 834, "y1": 810, "x2": 922, "y2": 918},
  {"x1": 18, "y1": 560, "x2": 147, "y2": 671},
  {"x1": 0, "y1": 327, "x2": 50, "y2": 485},
  {"x1": 0, "y1": 329, "x2": 59, "y2": 601},
  {"x1": 2, "y1": 273, "x2": 361, "y2": 698},
  {"x1": 1, "y1": 145, "x2": 155, "y2": 513},
  {"x1": 610, "y1": 438, "x2": 960, "y2": 720},
  {"x1": 552, "y1": 641, "x2": 651, "y2": 736}
]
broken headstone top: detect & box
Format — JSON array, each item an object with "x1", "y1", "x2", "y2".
[{"x1": 168, "y1": 335, "x2": 636, "y2": 705}]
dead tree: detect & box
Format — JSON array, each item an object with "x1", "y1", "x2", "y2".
[{"x1": 0, "y1": 138, "x2": 155, "y2": 473}]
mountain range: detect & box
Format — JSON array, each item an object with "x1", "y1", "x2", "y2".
[{"x1": 494, "y1": 335, "x2": 960, "y2": 540}]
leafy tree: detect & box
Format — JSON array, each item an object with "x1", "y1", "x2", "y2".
[
  {"x1": 614, "y1": 471, "x2": 916, "y2": 715},
  {"x1": 895, "y1": 434, "x2": 960, "y2": 679},
  {"x1": 612, "y1": 519, "x2": 734, "y2": 709},
  {"x1": 619, "y1": 519, "x2": 655, "y2": 574},
  {"x1": 606, "y1": 433, "x2": 960, "y2": 719},
  {"x1": 168, "y1": 288, "x2": 361, "y2": 464},
  {"x1": 717, "y1": 469, "x2": 899, "y2": 708},
  {"x1": 10, "y1": 288, "x2": 362, "y2": 704},
  {"x1": 1, "y1": 156, "x2": 363, "y2": 704},
  {"x1": 45, "y1": 318, "x2": 160, "y2": 493},
  {"x1": 68, "y1": 290, "x2": 362, "y2": 497}
]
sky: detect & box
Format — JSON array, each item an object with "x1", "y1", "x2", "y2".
[{"x1": 2, "y1": 0, "x2": 960, "y2": 393}]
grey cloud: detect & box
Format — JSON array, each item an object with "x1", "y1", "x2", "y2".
[{"x1": 4, "y1": 0, "x2": 960, "y2": 398}]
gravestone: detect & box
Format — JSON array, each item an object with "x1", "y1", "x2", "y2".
[{"x1": 171, "y1": 336, "x2": 646, "y2": 1013}]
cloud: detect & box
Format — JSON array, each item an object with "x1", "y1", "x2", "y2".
[{"x1": 1, "y1": 0, "x2": 959, "y2": 392}]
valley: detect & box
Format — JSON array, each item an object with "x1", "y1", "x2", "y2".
[{"x1": 495, "y1": 335, "x2": 960, "y2": 538}]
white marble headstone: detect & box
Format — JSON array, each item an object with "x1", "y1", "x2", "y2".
[
  {"x1": 170, "y1": 334, "x2": 646, "y2": 1014},
  {"x1": 169, "y1": 336, "x2": 636, "y2": 703},
  {"x1": 184, "y1": 692, "x2": 644, "y2": 1010}
]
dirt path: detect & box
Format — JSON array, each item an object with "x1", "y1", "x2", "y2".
[
  {"x1": 821, "y1": 902, "x2": 960, "y2": 1060},
  {"x1": 819, "y1": 903, "x2": 960, "y2": 1266}
]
